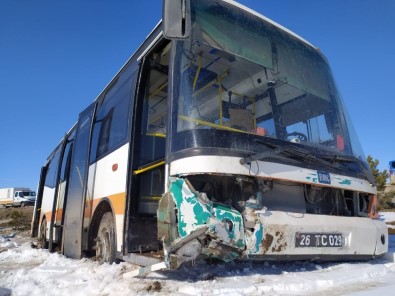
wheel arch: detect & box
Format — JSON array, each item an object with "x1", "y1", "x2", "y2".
[
  {"x1": 88, "y1": 198, "x2": 116, "y2": 254},
  {"x1": 39, "y1": 215, "x2": 47, "y2": 238},
  {"x1": 39, "y1": 215, "x2": 49, "y2": 249}
]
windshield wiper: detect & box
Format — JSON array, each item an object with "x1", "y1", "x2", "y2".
[
  {"x1": 320, "y1": 154, "x2": 358, "y2": 163},
  {"x1": 240, "y1": 145, "x2": 288, "y2": 165},
  {"x1": 240, "y1": 139, "x2": 331, "y2": 167},
  {"x1": 241, "y1": 139, "x2": 376, "y2": 186},
  {"x1": 319, "y1": 154, "x2": 376, "y2": 185}
]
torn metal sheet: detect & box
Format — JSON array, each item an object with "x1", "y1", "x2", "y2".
[
  {"x1": 158, "y1": 177, "x2": 246, "y2": 263},
  {"x1": 160, "y1": 178, "x2": 286, "y2": 261},
  {"x1": 169, "y1": 178, "x2": 244, "y2": 247}
]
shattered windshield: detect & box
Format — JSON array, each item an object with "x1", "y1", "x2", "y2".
[{"x1": 170, "y1": 0, "x2": 367, "y2": 169}]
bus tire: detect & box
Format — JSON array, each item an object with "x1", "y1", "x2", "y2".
[
  {"x1": 40, "y1": 219, "x2": 48, "y2": 249},
  {"x1": 95, "y1": 212, "x2": 116, "y2": 264},
  {"x1": 20, "y1": 202, "x2": 25, "y2": 207}
]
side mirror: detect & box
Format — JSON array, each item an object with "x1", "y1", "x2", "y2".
[{"x1": 163, "y1": 0, "x2": 190, "y2": 39}]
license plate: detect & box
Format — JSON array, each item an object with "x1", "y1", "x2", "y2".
[{"x1": 295, "y1": 232, "x2": 343, "y2": 247}]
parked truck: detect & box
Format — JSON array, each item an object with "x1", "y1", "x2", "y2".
[{"x1": 0, "y1": 187, "x2": 36, "y2": 208}]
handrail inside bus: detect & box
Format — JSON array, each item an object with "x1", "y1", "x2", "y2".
[
  {"x1": 133, "y1": 158, "x2": 165, "y2": 175},
  {"x1": 141, "y1": 195, "x2": 162, "y2": 201},
  {"x1": 193, "y1": 70, "x2": 229, "y2": 97},
  {"x1": 146, "y1": 133, "x2": 166, "y2": 138},
  {"x1": 178, "y1": 114, "x2": 250, "y2": 134}
]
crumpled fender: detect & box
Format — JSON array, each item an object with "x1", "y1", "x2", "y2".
[{"x1": 157, "y1": 177, "x2": 245, "y2": 263}]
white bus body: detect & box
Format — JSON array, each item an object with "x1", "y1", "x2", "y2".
[{"x1": 31, "y1": 0, "x2": 387, "y2": 269}]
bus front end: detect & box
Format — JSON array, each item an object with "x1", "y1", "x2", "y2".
[
  {"x1": 389, "y1": 161, "x2": 395, "y2": 185},
  {"x1": 157, "y1": 0, "x2": 388, "y2": 267}
]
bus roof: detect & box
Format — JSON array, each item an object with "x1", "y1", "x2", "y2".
[{"x1": 221, "y1": 0, "x2": 316, "y2": 49}]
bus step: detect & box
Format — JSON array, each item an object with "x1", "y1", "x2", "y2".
[
  {"x1": 123, "y1": 261, "x2": 169, "y2": 278},
  {"x1": 122, "y1": 253, "x2": 162, "y2": 267}
]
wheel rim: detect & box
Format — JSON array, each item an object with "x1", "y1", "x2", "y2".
[
  {"x1": 40, "y1": 221, "x2": 47, "y2": 247},
  {"x1": 96, "y1": 227, "x2": 111, "y2": 262}
]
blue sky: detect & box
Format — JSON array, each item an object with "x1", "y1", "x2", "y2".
[{"x1": 0, "y1": 0, "x2": 394, "y2": 190}]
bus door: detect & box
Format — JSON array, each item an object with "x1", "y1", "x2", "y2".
[
  {"x1": 33, "y1": 144, "x2": 63, "y2": 250},
  {"x1": 49, "y1": 128, "x2": 76, "y2": 250},
  {"x1": 63, "y1": 103, "x2": 96, "y2": 259},
  {"x1": 31, "y1": 166, "x2": 48, "y2": 238},
  {"x1": 127, "y1": 40, "x2": 170, "y2": 252}
]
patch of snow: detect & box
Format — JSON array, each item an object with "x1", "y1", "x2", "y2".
[
  {"x1": 1, "y1": 232, "x2": 395, "y2": 295},
  {"x1": 379, "y1": 212, "x2": 395, "y2": 223}
]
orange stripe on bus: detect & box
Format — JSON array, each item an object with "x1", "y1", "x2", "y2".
[
  {"x1": 42, "y1": 208, "x2": 63, "y2": 223},
  {"x1": 91, "y1": 192, "x2": 126, "y2": 215},
  {"x1": 40, "y1": 192, "x2": 126, "y2": 225}
]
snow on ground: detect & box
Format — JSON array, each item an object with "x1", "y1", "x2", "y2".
[
  {"x1": 1, "y1": 214, "x2": 395, "y2": 296},
  {"x1": 379, "y1": 211, "x2": 395, "y2": 223}
]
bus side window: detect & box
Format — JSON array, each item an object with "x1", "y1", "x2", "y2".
[
  {"x1": 90, "y1": 65, "x2": 137, "y2": 163},
  {"x1": 40, "y1": 145, "x2": 62, "y2": 226},
  {"x1": 44, "y1": 147, "x2": 62, "y2": 189}
]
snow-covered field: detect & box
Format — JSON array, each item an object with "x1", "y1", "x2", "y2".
[
  {"x1": 1, "y1": 213, "x2": 395, "y2": 296},
  {"x1": 380, "y1": 211, "x2": 395, "y2": 224}
]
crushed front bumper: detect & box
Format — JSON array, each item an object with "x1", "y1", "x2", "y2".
[{"x1": 158, "y1": 178, "x2": 388, "y2": 268}]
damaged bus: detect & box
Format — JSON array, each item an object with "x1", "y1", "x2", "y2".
[{"x1": 32, "y1": 0, "x2": 388, "y2": 271}]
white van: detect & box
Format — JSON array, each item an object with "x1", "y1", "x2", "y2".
[{"x1": 0, "y1": 187, "x2": 36, "y2": 207}]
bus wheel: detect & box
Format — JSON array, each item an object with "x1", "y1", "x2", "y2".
[
  {"x1": 20, "y1": 202, "x2": 25, "y2": 207},
  {"x1": 95, "y1": 212, "x2": 116, "y2": 264},
  {"x1": 40, "y1": 220, "x2": 48, "y2": 249}
]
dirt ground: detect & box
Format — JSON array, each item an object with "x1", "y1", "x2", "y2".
[
  {"x1": 0, "y1": 206, "x2": 35, "y2": 254},
  {"x1": 0, "y1": 206, "x2": 34, "y2": 231}
]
